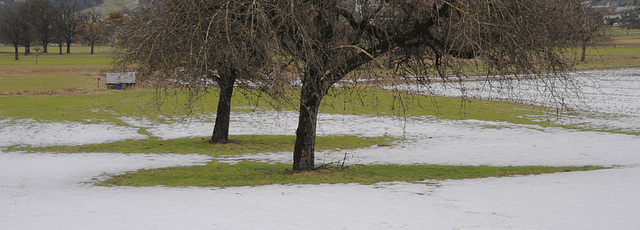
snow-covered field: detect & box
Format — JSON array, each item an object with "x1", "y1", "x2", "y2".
[
  {"x1": 1, "y1": 68, "x2": 639, "y2": 229},
  {"x1": 391, "y1": 68, "x2": 640, "y2": 133}
]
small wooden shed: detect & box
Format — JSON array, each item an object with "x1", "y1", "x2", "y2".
[{"x1": 106, "y1": 72, "x2": 136, "y2": 90}]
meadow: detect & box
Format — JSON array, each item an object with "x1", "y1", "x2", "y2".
[{"x1": 1, "y1": 31, "x2": 638, "y2": 187}]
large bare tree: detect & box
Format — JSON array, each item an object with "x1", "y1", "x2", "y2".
[
  {"x1": 260, "y1": 0, "x2": 592, "y2": 171},
  {"x1": 115, "y1": 0, "x2": 274, "y2": 143}
]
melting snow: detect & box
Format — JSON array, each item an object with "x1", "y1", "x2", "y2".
[{"x1": 1, "y1": 68, "x2": 640, "y2": 229}]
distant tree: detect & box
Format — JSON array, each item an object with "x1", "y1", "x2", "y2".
[
  {"x1": 50, "y1": 5, "x2": 65, "y2": 55},
  {"x1": 0, "y1": 1, "x2": 32, "y2": 60},
  {"x1": 104, "y1": 11, "x2": 124, "y2": 43},
  {"x1": 573, "y1": 2, "x2": 610, "y2": 62},
  {"x1": 621, "y1": 1, "x2": 640, "y2": 33},
  {"x1": 29, "y1": 0, "x2": 54, "y2": 53},
  {"x1": 54, "y1": 0, "x2": 80, "y2": 54},
  {"x1": 16, "y1": 0, "x2": 40, "y2": 55},
  {"x1": 78, "y1": 10, "x2": 106, "y2": 54}
]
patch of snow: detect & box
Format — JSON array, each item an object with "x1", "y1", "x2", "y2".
[
  {"x1": 0, "y1": 119, "x2": 147, "y2": 148},
  {"x1": 1, "y1": 151, "x2": 638, "y2": 229},
  {"x1": 221, "y1": 115, "x2": 640, "y2": 167},
  {"x1": 388, "y1": 68, "x2": 640, "y2": 133}
]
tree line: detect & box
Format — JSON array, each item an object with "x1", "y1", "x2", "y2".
[{"x1": 0, "y1": 0, "x2": 112, "y2": 60}]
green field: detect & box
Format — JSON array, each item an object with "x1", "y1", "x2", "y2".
[{"x1": 0, "y1": 46, "x2": 113, "y2": 94}]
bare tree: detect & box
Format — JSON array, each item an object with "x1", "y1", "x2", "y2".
[
  {"x1": 259, "y1": 0, "x2": 593, "y2": 171},
  {"x1": 573, "y1": 2, "x2": 609, "y2": 62},
  {"x1": 78, "y1": 10, "x2": 106, "y2": 54},
  {"x1": 27, "y1": 0, "x2": 54, "y2": 53},
  {"x1": 16, "y1": 0, "x2": 40, "y2": 55},
  {"x1": 0, "y1": 1, "x2": 32, "y2": 60},
  {"x1": 54, "y1": 0, "x2": 80, "y2": 54},
  {"x1": 115, "y1": 0, "x2": 275, "y2": 143}
]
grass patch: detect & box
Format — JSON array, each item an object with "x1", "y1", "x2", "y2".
[
  {"x1": 0, "y1": 87, "x2": 559, "y2": 128},
  {"x1": 0, "y1": 45, "x2": 113, "y2": 94},
  {"x1": 321, "y1": 88, "x2": 557, "y2": 126},
  {"x1": 0, "y1": 89, "x2": 273, "y2": 126},
  {"x1": 100, "y1": 162, "x2": 604, "y2": 187},
  {"x1": 0, "y1": 69, "x2": 103, "y2": 93},
  {"x1": 13, "y1": 135, "x2": 392, "y2": 157}
]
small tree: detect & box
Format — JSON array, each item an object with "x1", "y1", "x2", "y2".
[
  {"x1": 574, "y1": 2, "x2": 609, "y2": 62},
  {"x1": 78, "y1": 10, "x2": 106, "y2": 54}
]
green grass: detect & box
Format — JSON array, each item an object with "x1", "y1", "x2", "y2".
[
  {"x1": 607, "y1": 28, "x2": 640, "y2": 37},
  {"x1": 0, "y1": 87, "x2": 563, "y2": 130},
  {"x1": 0, "y1": 46, "x2": 113, "y2": 66},
  {"x1": 13, "y1": 135, "x2": 392, "y2": 157},
  {"x1": 567, "y1": 46, "x2": 640, "y2": 69},
  {"x1": 0, "y1": 89, "x2": 261, "y2": 125},
  {"x1": 0, "y1": 45, "x2": 113, "y2": 94},
  {"x1": 101, "y1": 162, "x2": 604, "y2": 187},
  {"x1": 582, "y1": 46, "x2": 640, "y2": 57},
  {"x1": 0, "y1": 74, "x2": 101, "y2": 93},
  {"x1": 321, "y1": 88, "x2": 558, "y2": 126}
]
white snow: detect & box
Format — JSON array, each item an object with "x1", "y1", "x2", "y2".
[
  {"x1": 0, "y1": 118, "x2": 146, "y2": 147},
  {"x1": 389, "y1": 68, "x2": 640, "y2": 133},
  {"x1": 224, "y1": 117, "x2": 640, "y2": 166},
  {"x1": 1, "y1": 68, "x2": 640, "y2": 229}
]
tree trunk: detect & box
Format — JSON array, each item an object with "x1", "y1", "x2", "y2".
[
  {"x1": 580, "y1": 40, "x2": 588, "y2": 62},
  {"x1": 24, "y1": 44, "x2": 31, "y2": 55},
  {"x1": 43, "y1": 44, "x2": 48, "y2": 53},
  {"x1": 66, "y1": 41, "x2": 71, "y2": 54},
  {"x1": 13, "y1": 44, "x2": 19, "y2": 61},
  {"x1": 58, "y1": 44, "x2": 63, "y2": 55},
  {"x1": 293, "y1": 77, "x2": 325, "y2": 171},
  {"x1": 90, "y1": 42, "x2": 95, "y2": 54},
  {"x1": 210, "y1": 73, "x2": 237, "y2": 143}
]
